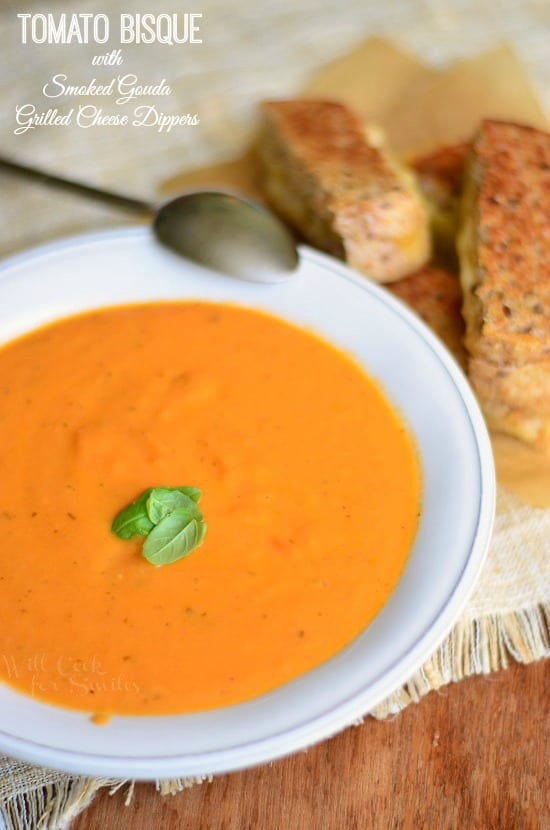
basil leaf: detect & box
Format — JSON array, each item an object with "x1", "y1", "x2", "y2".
[
  {"x1": 146, "y1": 488, "x2": 202, "y2": 525},
  {"x1": 112, "y1": 485, "x2": 206, "y2": 564},
  {"x1": 177, "y1": 486, "x2": 201, "y2": 503},
  {"x1": 111, "y1": 489, "x2": 154, "y2": 539},
  {"x1": 142, "y1": 509, "x2": 207, "y2": 566}
]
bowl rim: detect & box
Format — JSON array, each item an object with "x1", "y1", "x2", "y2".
[{"x1": 0, "y1": 228, "x2": 496, "y2": 778}]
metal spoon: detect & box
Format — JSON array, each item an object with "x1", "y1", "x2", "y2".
[{"x1": 0, "y1": 156, "x2": 299, "y2": 283}]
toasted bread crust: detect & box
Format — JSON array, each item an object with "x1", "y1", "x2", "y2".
[
  {"x1": 411, "y1": 143, "x2": 468, "y2": 207},
  {"x1": 469, "y1": 357, "x2": 550, "y2": 413},
  {"x1": 410, "y1": 143, "x2": 468, "y2": 268},
  {"x1": 258, "y1": 100, "x2": 430, "y2": 282},
  {"x1": 474, "y1": 399, "x2": 550, "y2": 452},
  {"x1": 388, "y1": 265, "x2": 466, "y2": 367},
  {"x1": 470, "y1": 355, "x2": 550, "y2": 450},
  {"x1": 458, "y1": 120, "x2": 550, "y2": 452},
  {"x1": 459, "y1": 120, "x2": 550, "y2": 366}
]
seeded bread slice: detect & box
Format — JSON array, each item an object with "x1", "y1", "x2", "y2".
[
  {"x1": 410, "y1": 143, "x2": 468, "y2": 267},
  {"x1": 458, "y1": 120, "x2": 550, "y2": 367},
  {"x1": 458, "y1": 119, "x2": 550, "y2": 452},
  {"x1": 470, "y1": 356, "x2": 550, "y2": 450},
  {"x1": 258, "y1": 100, "x2": 430, "y2": 283},
  {"x1": 388, "y1": 265, "x2": 466, "y2": 367},
  {"x1": 473, "y1": 397, "x2": 550, "y2": 453}
]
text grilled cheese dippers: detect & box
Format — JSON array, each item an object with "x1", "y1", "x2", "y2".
[
  {"x1": 258, "y1": 100, "x2": 431, "y2": 283},
  {"x1": 458, "y1": 120, "x2": 550, "y2": 452}
]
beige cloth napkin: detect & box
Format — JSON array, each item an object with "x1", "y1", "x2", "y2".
[{"x1": 0, "y1": 1, "x2": 549, "y2": 827}]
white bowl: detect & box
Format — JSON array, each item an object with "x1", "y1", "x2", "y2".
[{"x1": 0, "y1": 228, "x2": 495, "y2": 779}]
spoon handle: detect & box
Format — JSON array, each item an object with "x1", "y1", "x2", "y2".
[{"x1": 0, "y1": 155, "x2": 153, "y2": 215}]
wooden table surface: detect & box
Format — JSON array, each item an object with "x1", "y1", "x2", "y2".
[{"x1": 73, "y1": 660, "x2": 548, "y2": 830}]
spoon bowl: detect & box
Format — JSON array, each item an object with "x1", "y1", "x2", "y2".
[
  {"x1": 0, "y1": 156, "x2": 299, "y2": 283},
  {"x1": 153, "y1": 191, "x2": 298, "y2": 282}
]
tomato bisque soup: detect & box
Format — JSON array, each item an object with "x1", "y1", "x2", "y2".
[{"x1": 0, "y1": 302, "x2": 420, "y2": 716}]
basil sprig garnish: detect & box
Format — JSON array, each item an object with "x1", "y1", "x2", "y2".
[{"x1": 111, "y1": 486, "x2": 207, "y2": 566}]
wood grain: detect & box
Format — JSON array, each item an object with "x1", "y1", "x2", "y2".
[{"x1": 73, "y1": 660, "x2": 549, "y2": 830}]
